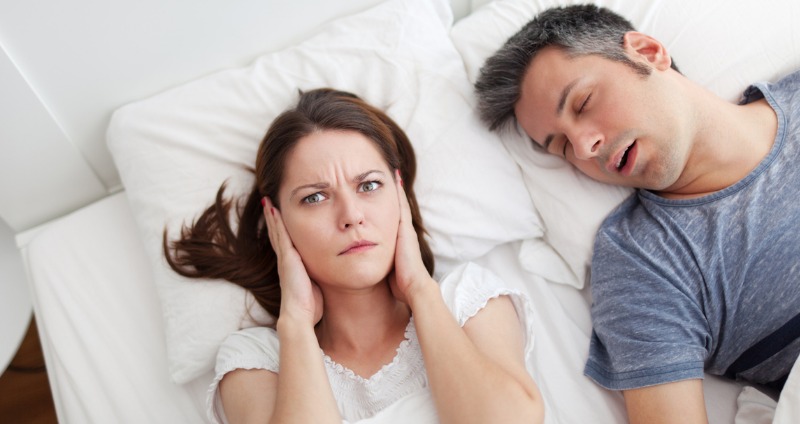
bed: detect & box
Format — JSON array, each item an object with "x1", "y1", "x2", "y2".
[{"x1": 13, "y1": 0, "x2": 800, "y2": 422}]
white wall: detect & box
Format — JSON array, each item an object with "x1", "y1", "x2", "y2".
[
  {"x1": 0, "y1": 215, "x2": 32, "y2": 371},
  {"x1": 0, "y1": 46, "x2": 107, "y2": 232}
]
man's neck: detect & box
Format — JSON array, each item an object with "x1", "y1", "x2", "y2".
[{"x1": 659, "y1": 94, "x2": 777, "y2": 200}]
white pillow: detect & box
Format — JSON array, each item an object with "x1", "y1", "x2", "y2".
[
  {"x1": 108, "y1": 0, "x2": 542, "y2": 384},
  {"x1": 451, "y1": 0, "x2": 800, "y2": 288}
]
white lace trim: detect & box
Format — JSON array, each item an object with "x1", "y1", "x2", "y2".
[
  {"x1": 461, "y1": 287, "x2": 518, "y2": 323},
  {"x1": 322, "y1": 318, "x2": 415, "y2": 383},
  {"x1": 322, "y1": 317, "x2": 428, "y2": 421}
]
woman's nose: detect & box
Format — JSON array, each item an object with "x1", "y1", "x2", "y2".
[{"x1": 339, "y1": 195, "x2": 365, "y2": 230}]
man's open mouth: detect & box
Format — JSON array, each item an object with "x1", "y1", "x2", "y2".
[{"x1": 616, "y1": 141, "x2": 635, "y2": 171}]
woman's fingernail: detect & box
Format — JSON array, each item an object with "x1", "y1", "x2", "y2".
[
  {"x1": 261, "y1": 198, "x2": 266, "y2": 207},
  {"x1": 270, "y1": 207, "x2": 275, "y2": 216}
]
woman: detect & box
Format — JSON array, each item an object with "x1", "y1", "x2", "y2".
[{"x1": 165, "y1": 89, "x2": 543, "y2": 424}]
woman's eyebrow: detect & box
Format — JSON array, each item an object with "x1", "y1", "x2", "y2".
[
  {"x1": 288, "y1": 170, "x2": 385, "y2": 200},
  {"x1": 289, "y1": 182, "x2": 329, "y2": 200},
  {"x1": 352, "y1": 170, "x2": 385, "y2": 182}
]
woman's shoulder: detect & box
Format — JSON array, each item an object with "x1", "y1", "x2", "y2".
[
  {"x1": 437, "y1": 263, "x2": 523, "y2": 324},
  {"x1": 223, "y1": 327, "x2": 278, "y2": 344},
  {"x1": 437, "y1": 262, "x2": 536, "y2": 357},
  {"x1": 438, "y1": 261, "x2": 500, "y2": 288},
  {"x1": 208, "y1": 326, "x2": 280, "y2": 424},
  {"x1": 215, "y1": 326, "x2": 281, "y2": 373}
]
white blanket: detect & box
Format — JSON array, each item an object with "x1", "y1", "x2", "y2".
[{"x1": 773, "y1": 356, "x2": 800, "y2": 423}]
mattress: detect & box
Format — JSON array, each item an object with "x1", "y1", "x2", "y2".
[{"x1": 22, "y1": 191, "x2": 754, "y2": 423}]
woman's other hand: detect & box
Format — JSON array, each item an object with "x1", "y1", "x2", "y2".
[
  {"x1": 389, "y1": 171, "x2": 436, "y2": 305},
  {"x1": 263, "y1": 197, "x2": 323, "y2": 326}
]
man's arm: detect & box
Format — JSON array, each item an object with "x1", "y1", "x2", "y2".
[{"x1": 623, "y1": 379, "x2": 707, "y2": 424}]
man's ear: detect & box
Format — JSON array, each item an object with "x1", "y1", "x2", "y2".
[{"x1": 623, "y1": 31, "x2": 673, "y2": 71}]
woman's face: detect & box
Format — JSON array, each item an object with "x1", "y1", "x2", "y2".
[{"x1": 277, "y1": 130, "x2": 400, "y2": 290}]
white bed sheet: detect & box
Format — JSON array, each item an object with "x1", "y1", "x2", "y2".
[
  {"x1": 775, "y1": 358, "x2": 800, "y2": 423},
  {"x1": 22, "y1": 190, "x2": 765, "y2": 423},
  {"x1": 22, "y1": 192, "x2": 210, "y2": 423}
]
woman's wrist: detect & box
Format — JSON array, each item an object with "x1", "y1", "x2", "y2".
[
  {"x1": 276, "y1": 313, "x2": 317, "y2": 336},
  {"x1": 406, "y1": 276, "x2": 440, "y2": 312}
]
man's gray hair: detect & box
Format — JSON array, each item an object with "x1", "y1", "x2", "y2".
[{"x1": 474, "y1": 4, "x2": 675, "y2": 132}]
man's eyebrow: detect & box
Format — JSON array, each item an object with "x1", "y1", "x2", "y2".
[
  {"x1": 538, "y1": 79, "x2": 578, "y2": 151},
  {"x1": 557, "y1": 79, "x2": 579, "y2": 115}
]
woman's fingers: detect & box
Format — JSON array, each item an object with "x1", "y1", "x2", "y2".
[
  {"x1": 395, "y1": 170, "x2": 413, "y2": 227},
  {"x1": 263, "y1": 197, "x2": 303, "y2": 271},
  {"x1": 263, "y1": 196, "x2": 292, "y2": 255},
  {"x1": 263, "y1": 196, "x2": 323, "y2": 324},
  {"x1": 392, "y1": 169, "x2": 432, "y2": 299},
  {"x1": 262, "y1": 197, "x2": 277, "y2": 250}
]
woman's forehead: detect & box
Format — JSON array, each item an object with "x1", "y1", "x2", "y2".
[{"x1": 281, "y1": 130, "x2": 390, "y2": 184}]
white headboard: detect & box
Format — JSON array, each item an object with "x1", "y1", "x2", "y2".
[{"x1": 0, "y1": 0, "x2": 474, "y2": 233}]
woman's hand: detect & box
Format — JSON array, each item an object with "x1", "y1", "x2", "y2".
[
  {"x1": 263, "y1": 197, "x2": 323, "y2": 326},
  {"x1": 389, "y1": 171, "x2": 436, "y2": 306}
]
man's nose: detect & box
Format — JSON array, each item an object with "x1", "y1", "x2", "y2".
[{"x1": 570, "y1": 128, "x2": 604, "y2": 160}]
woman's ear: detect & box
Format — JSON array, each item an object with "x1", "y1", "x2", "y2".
[{"x1": 623, "y1": 31, "x2": 673, "y2": 71}]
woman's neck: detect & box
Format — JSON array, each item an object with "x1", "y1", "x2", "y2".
[{"x1": 314, "y1": 279, "x2": 411, "y2": 375}]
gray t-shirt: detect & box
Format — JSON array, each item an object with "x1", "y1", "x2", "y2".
[{"x1": 585, "y1": 69, "x2": 800, "y2": 390}]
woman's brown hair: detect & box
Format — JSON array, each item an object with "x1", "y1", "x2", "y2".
[{"x1": 164, "y1": 88, "x2": 434, "y2": 318}]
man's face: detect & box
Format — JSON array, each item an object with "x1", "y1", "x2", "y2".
[{"x1": 514, "y1": 45, "x2": 692, "y2": 191}]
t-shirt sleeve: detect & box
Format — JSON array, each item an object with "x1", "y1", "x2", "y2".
[
  {"x1": 585, "y1": 221, "x2": 710, "y2": 390},
  {"x1": 438, "y1": 262, "x2": 536, "y2": 360},
  {"x1": 207, "y1": 326, "x2": 281, "y2": 424}
]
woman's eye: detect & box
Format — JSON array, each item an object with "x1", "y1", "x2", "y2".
[
  {"x1": 302, "y1": 192, "x2": 326, "y2": 204},
  {"x1": 359, "y1": 181, "x2": 381, "y2": 193}
]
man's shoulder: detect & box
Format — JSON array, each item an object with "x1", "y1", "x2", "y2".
[
  {"x1": 744, "y1": 68, "x2": 800, "y2": 106},
  {"x1": 593, "y1": 191, "x2": 691, "y2": 261},
  {"x1": 597, "y1": 191, "x2": 652, "y2": 234},
  {"x1": 775, "y1": 68, "x2": 800, "y2": 89}
]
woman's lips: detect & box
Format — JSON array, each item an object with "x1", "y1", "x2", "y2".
[{"x1": 339, "y1": 241, "x2": 377, "y2": 255}]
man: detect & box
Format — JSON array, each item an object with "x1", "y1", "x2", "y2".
[{"x1": 475, "y1": 4, "x2": 800, "y2": 423}]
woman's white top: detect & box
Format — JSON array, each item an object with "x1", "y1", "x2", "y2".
[{"x1": 207, "y1": 262, "x2": 535, "y2": 423}]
